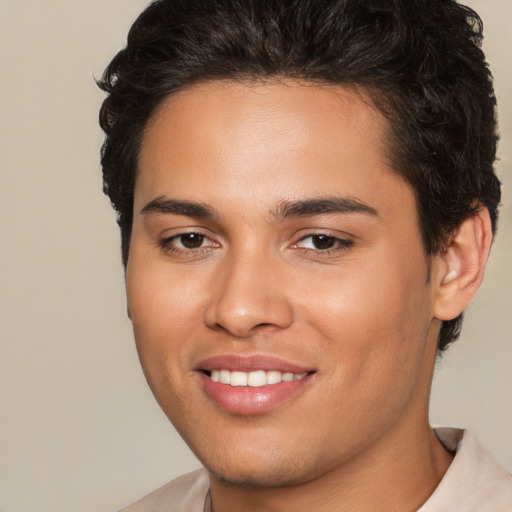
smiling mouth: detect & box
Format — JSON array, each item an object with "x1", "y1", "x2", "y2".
[
  {"x1": 198, "y1": 359, "x2": 315, "y2": 414},
  {"x1": 202, "y1": 369, "x2": 313, "y2": 387}
]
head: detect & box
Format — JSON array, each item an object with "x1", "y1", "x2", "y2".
[
  {"x1": 98, "y1": 0, "x2": 501, "y2": 492},
  {"x1": 99, "y1": 0, "x2": 500, "y2": 354}
]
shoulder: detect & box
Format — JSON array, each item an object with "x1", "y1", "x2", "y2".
[
  {"x1": 118, "y1": 468, "x2": 209, "y2": 512},
  {"x1": 420, "y1": 428, "x2": 512, "y2": 512}
]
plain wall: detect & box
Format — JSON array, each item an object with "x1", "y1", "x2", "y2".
[{"x1": 0, "y1": 1, "x2": 510, "y2": 511}]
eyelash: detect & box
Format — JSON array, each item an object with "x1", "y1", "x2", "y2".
[
  {"x1": 158, "y1": 232, "x2": 218, "y2": 256},
  {"x1": 292, "y1": 233, "x2": 354, "y2": 254},
  {"x1": 158, "y1": 231, "x2": 354, "y2": 258}
]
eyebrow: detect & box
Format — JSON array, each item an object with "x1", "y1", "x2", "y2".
[
  {"x1": 141, "y1": 196, "x2": 215, "y2": 218},
  {"x1": 140, "y1": 195, "x2": 379, "y2": 220},
  {"x1": 273, "y1": 197, "x2": 379, "y2": 219}
]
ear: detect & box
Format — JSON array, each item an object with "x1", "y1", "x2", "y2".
[{"x1": 433, "y1": 206, "x2": 493, "y2": 321}]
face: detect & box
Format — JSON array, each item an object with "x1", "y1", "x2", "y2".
[{"x1": 127, "y1": 80, "x2": 442, "y2": 487}]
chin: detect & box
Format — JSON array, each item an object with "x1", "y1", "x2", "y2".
[
  {"x1": 201, "y1": 448, "x2": 327, "y2": 489},
  {"x1": 210, "y1": 467, "x2": 304, "y2": 489}
]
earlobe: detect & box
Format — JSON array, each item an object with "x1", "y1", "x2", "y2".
[{"x1": 433, "y1": 206, "x2": 493, "y2": 321}]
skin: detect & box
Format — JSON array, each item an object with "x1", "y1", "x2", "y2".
[{"x1": 126, "y1": 80, "x2": 472, "y2": 511}]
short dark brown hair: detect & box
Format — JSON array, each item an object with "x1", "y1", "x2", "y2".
[{"x1": 98, "y1": 0, "x2": 500, "y2": 352}]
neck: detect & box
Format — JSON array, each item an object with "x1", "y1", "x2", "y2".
[{"x1": 208, "y1": 420, "x2": 453, "y2": 512}]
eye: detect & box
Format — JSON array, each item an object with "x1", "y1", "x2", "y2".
[
  {"x1": 175, "y1": 233, "x2": 206, "y2": 249},
  {"x1": 158, "y1": 231, "x2": 220, "y2": 256},
  {"x1": 302, "y1": 234, "x2": 337, "y2": 250},
  {"x1": 293, "y1": 234, "x2": 353, "y2": 252}
]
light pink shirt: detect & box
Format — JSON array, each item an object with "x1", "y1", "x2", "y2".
[{"x1": 119, "y1": 429, "x2": 512, "y2": 511}]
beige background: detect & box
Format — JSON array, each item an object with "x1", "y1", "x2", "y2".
[{"x1": 0, "y1": 1, "x2": 510, "y2": 511}]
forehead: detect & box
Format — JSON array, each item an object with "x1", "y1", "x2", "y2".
[
  {"x1": 136, "y1": 79, "x2": 413, "y2": 218},
  {"x1": 141, "y1": 79, "x2": 389, "y2": 163}
]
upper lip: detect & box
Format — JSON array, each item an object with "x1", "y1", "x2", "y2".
[{"x1": 195, "y1": 354, "x2": 314, "y2": 374}]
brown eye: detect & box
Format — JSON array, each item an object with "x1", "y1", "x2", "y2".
[
  {"x1": 179, "y1": 233, "x2": 205, "y2": 249},
  {"x1": 310, "y1": 235, "x2": 337, "y2": 250},
  {"x1": 293, "y1": 233, "x2": 354, "y2": 253},
  {"x1": 158, "y1": 231, "x2": 220, "y2": 257}
]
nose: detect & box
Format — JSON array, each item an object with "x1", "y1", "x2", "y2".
[{"x1": 204, "y1": 250, "x2": 294, "y2": 338}]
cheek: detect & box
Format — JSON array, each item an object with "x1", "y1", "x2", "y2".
[
  {"x1": 127, "y1": 254, "x2": 205, "y2": 332},
  {"x1": 125, "y1": 259, "x2": 205, "y2": 390},
  {"x1": 294, "y1": 250, "x2": 432, "y2": 386},
  {"x1": 301, "y1": 259, "x2": 428, "y2": 336}
]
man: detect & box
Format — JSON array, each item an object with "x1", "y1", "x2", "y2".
[{"x1": 98, "y1": 0, "x2": 512, "y2": 510}]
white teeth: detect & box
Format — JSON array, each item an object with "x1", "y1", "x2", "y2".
[
  {"x1": 219, "y1": 370, "x2": 231, "y2": 384},
  {"x1": 266, "y1": 371, "x2": 282, "y2": 385},
  {"x1": 207, "y1": 369, "x2": 309, "y2": 387},
  {"x1": 247, "y1": 370, "x2": 267, "y2": 387},
  {"x1": 282, "y1": 372, "x2": 294, "y2": 382},
  {"x1": 230, "y1": 371, "x2": 248, "y2": 387}
]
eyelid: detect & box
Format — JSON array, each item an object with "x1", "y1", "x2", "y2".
[
  {"x1": 158, "y1": 229, "x2": 221, "y2": 255},
  {"x1": 290, "y1": 232, "x2": 355, "y2": 252},
  {"x1": 156, "y1": 227, "x2": 355, "y2": 257}
]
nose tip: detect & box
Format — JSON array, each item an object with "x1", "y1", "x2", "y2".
[
  {"x1": 209, "y1": 306, "x2": 279, "y2": 338},
  {"x1": 204, "y1": 263, "x2": 293, "y2": 338}
]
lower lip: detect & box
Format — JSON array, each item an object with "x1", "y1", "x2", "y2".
[{"x1": 198, "y1": 372, "x2": 313, "y2": 415}]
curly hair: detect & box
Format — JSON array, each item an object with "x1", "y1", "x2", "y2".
[{"x1": 98, "y1": 0, "x2": 500, "y2": 352}]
